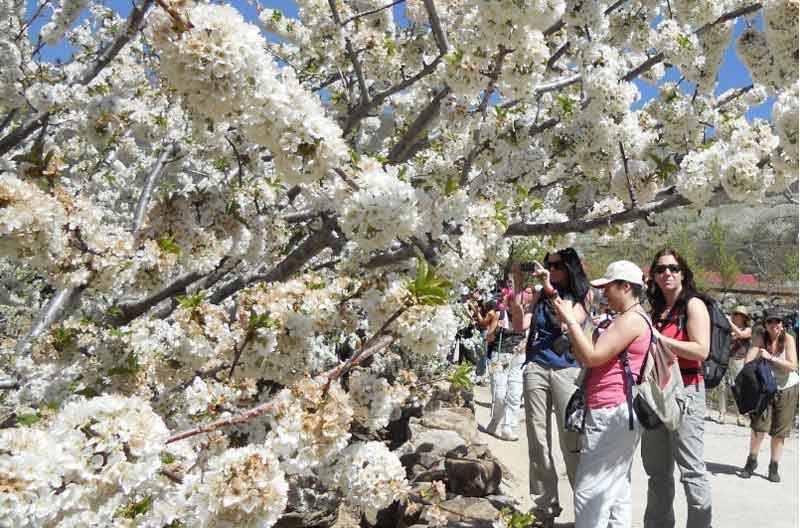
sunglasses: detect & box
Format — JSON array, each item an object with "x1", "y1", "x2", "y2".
[
  {"x1": 545, "y1": 261, "x2": 566, "y2": 271},
  {"x1": 654, "y1": 264, "x2": 682, "y2": 274}
]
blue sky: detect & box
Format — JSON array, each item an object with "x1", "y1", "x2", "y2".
[{"x1": 27, "y1": 0, "x2": 773, "y2": 121}]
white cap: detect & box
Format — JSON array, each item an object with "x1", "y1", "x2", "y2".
[{"x1": 590, "y1": 260, "x2": 644, "y2": 287}]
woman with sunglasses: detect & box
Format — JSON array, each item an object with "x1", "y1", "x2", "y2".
[
  {"x1": 551, "y1": 261, "x2": 649, "y2": 528},
  {"x1": 642, "y1": 248, "x2": 712, "y2": 528},
  {"x1": 740, "y1": 307, "x2": 798, "y2": 483},
  {"x1": 509, "y1": 248, "x2": 591, "y2": 527}
]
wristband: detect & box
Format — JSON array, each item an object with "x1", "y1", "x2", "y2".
[
  {"x1": 565, "y1": 319, "x2": 579, "y2": 327},
  {"x1": 543, "y1": 286, "x2": 557, "y2": 297}
]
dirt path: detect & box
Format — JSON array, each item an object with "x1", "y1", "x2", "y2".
[{"x1": 473, "y1": 385, "x2": 798, "y2": 527}]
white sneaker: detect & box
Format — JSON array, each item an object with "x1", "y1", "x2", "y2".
[{"x1": 500, "y1": 429, "x2": 519, "y2": 442}]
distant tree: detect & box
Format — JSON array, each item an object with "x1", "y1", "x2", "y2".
[{"x1": 708, "y1": 216, "x2": 742, "y2": 292}]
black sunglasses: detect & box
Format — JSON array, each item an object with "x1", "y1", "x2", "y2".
[
  {"x1": 545, "y1": 260, "x2": 566, "y2": 271},
  {"x1": 654, "y1": 264, "x2": 682, "y2": 274}
]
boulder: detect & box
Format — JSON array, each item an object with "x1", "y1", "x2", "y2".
[
  {"x1": 444, "y1": 445, "x2": 502, "y2": 497},
  {"x1": 274, "y1": 475, "x2": 340, "y2": 528},
  {"x1": 420, "y1": 496, "x2": 501, "y2": 527}
]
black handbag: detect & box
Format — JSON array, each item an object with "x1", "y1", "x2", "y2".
[{"x1": 564, "y1": 368, "x2": 591, "y2": 433}]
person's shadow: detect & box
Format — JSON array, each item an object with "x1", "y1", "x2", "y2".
[{"x1": 705, "y1": 461, "x2": 741, "y2": 476}]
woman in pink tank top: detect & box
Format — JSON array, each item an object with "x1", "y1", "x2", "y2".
[{"x1": 552, "y1": 260, "x2": 649, "y2": 528}]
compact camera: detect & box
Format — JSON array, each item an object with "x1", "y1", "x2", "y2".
[{"x1": 519, "y1": 261, "x2": 542, "y2": 272}]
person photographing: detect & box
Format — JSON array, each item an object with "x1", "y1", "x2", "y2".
[
  {"x1": 509, "y1": 248, "x2": 591, "y2": 527},
  {"x1": 550, "y1": 260, "x2": 650, "y2": 528}
]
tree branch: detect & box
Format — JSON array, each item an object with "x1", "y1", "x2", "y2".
[
  {"x1": 15, "y1": 286, "x2": 86, "y2": 355},
  {"x1": 132, "y1": 143, "x2": 178, "y2": 235},
  {"x1": 110, "y1": 271, "x2": 204, "y2": 326},
  {"x1": 209, "y1": 222, "x2": 341, "y2": 305},
  {"x1": 343, "y1": 0, "x2": 405, "y2": 27},
  {"x1": 388, "y1": 86, "x2": 452, "y2": 164},
  {"x1": 165, "y1": 333, "x2": 395, "y2": 444},
  {"x1": 329, "y1": 0, "x2": 370, "y2": 105},
  {"x1": 422, "y1": 0, "x2": 449, "y2": 55}
]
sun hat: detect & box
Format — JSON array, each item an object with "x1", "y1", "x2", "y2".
[
  {"x1": 590, "y1": 260, "x2": 644, "y2": 288},
  {"x1": 731, "y1": 305, "x2": 750, "y2": 319}
]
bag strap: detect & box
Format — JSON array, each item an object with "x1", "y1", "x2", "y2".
[
  {"x1": 618, "y1": 311, "x2": 656, "y2": 431},
  {"x1": 619, "y1": 351, "x2": 635, "y2": 431}
]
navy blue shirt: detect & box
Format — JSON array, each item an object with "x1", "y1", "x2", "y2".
[{"x1": 525, "y1": 293, "x2": 580, "y2": 369}]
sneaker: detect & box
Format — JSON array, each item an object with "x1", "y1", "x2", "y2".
[
  {"x1": 718, "y1": 412, "x2": 726, "y2": 424},
  {"x1": 499, "y1": 430, "x2": 519, "y2": 442}
]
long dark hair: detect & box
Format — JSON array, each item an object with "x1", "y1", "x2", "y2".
[
  {"x1": 646, "y1": 248, "x2": 702, "y2": 320},
  {"x1": 545, "y1": 247, "x2": 591, "y2": 310}
]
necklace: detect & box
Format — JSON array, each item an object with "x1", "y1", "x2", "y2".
[{"x1": 621, "y1": 302, "x2": 641, "y2": 314}]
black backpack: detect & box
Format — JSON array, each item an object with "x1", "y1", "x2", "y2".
[
  {"x1": 733, "y1": 358, "x2": 778, "y2": 415},
  {"x1": 677, "y1": 296, "x2": 732, "y2": 390}
]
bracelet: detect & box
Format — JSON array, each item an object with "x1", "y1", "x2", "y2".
[
  {"x1": 565, "y1": 320, "x2": 579, "y2": 327},
  {"x1": 543, "y1": 286, "x2": 557, "y2": 297}
]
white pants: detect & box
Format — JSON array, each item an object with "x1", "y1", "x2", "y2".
[
  {"x1": 575, "y1": 401, "x2": 642, "y2": 528},
  {"x1": 486, "y1": 351, "x2": 525, "y2": 436}
]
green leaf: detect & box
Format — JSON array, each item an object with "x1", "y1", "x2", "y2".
[
  {"x1": 17, "y1": 414, "x2": 40, "y2": 426},
  {"x1": 444, "y1": 177, "x2": 460, "y2": 196},
  {"x1": 249, "y1": 313, "x2": 279, "y2": 331},
  {"x1": 118, "y1": 496, "x2": 153, "y2": 519},
  {"x1": 160, "y1": 451, "x2": 177, "y2": 464},
  {"x1": 406, "y1": 256, "x2": 452, "y2": 306},
  {"x1": 445, "y1": 48, "x2": 464, "y2": 66},
  {"x1": 176, "y1": 290, "x2": 206, "y2": 311},
  {"x1": 556, "y1": 94, "x2": 575, "y2": 116},
  {"x1": 157, "y1": 235, "x2": 181, "y2": 255},
  {"x1": 448, "y1": 363, "x2": 473, "y2": 390},
  {"x1": 677, "y1": 34, "x2": 693, "y2": 50},
  {"x1": 270, "y1": 9, "x2": 283, "y2": 23}
]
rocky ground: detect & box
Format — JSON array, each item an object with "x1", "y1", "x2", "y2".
[{"x1": 473, "y1": 384, "x2": 799, "y2": 528}]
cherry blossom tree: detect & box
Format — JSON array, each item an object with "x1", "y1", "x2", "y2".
[{"x1": 0, "y1": 0, "x2": 797, "y2": 525}]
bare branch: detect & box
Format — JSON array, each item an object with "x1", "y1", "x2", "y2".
[
  {"x1": 15, "y1": 286, "x2": 86, "y2": 355},
  {"x1": 334, "y1": 167, "x2": 360, "y2": 190},
  {"x1": 622, "y1": 52, "x2": 665, "y2": 82},
  {"x1": 110, "y1": 271, "x2": 204, "y2": 326},
  {"x1": 714, "y1": 84, "x2": 754, "y2": 109},
  {"x1": 209, "y1": 222, "x2": 341, "y2": 305},
  {"x1": 546, "y1": 42, "x2": 570, "y2": 71},
  {"x1": 132, "y1": 143, "x2": 178, "y2": 235},
  {"x1": 0, "y1": 109, "x2": 17, "y2": 135},
  {"x1": 622, "y1": 3, "x2": 762, "y2": 83},
  {"x1": 388, "y1": 85, "x2": 452, "y2": 164},
  {"x1": 343, "y1": 0, "x2": 405, "y2": 27},
  {"x1": 459, "y1": 46, "x2": 512, "y2": 186},
  {"x1": 529, "y1": 117, "x2": 560, "y2": 136},
  {"x1": 342, "y1": 1, "x2": 449, "y2": 134},
  {"x1": 422, "y1": 0, "x2": 449, "y2": 55},
  {"x1": 696, "y1": 3, "x2": 762, "y2": 35},
  {"x1": 343, "y1": 53, "x2": 445, "y2": 134},
  {"x1": 329, "y1": 0, "x2": 370, "y2": 104},
  {"x1": 165, "y1": 333, "x2": 395, "y2": 444},
  {"x1": 618, "y1": 141, "x2": 639, "y2": 209}
]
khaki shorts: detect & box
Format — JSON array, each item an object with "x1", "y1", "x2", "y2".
[{"x1": 751, "y1": 384, "x2": 799, "y2": 438}]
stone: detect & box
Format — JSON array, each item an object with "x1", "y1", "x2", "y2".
[
  {"x1": 444, "y1": 445, "x2": 502, "y2": 497},
  {"x1": 420, "y1": 496, "x2": 501, "y2": 527},
  {"x1": 419, "y1": 406, "x2": 481, "y2": 445},
  {"x1": 274, "y1": 475, "x2": 340, "y2": 528}
]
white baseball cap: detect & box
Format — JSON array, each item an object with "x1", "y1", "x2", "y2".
[{"x1": 590, "y1": 260, "x2": 644, "y2": 287}]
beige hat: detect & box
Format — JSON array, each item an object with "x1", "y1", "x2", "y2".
[
  {"x1": 731, "y1": 305, "x2": 749, "y2": 318},
  {"x1": 590, "y1": 260, "x2": 644, "y2": 287}
]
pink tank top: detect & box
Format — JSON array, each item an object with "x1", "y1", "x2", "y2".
[{"x1": 586, "y1": 318, "x2": 650, "y2": 410}]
